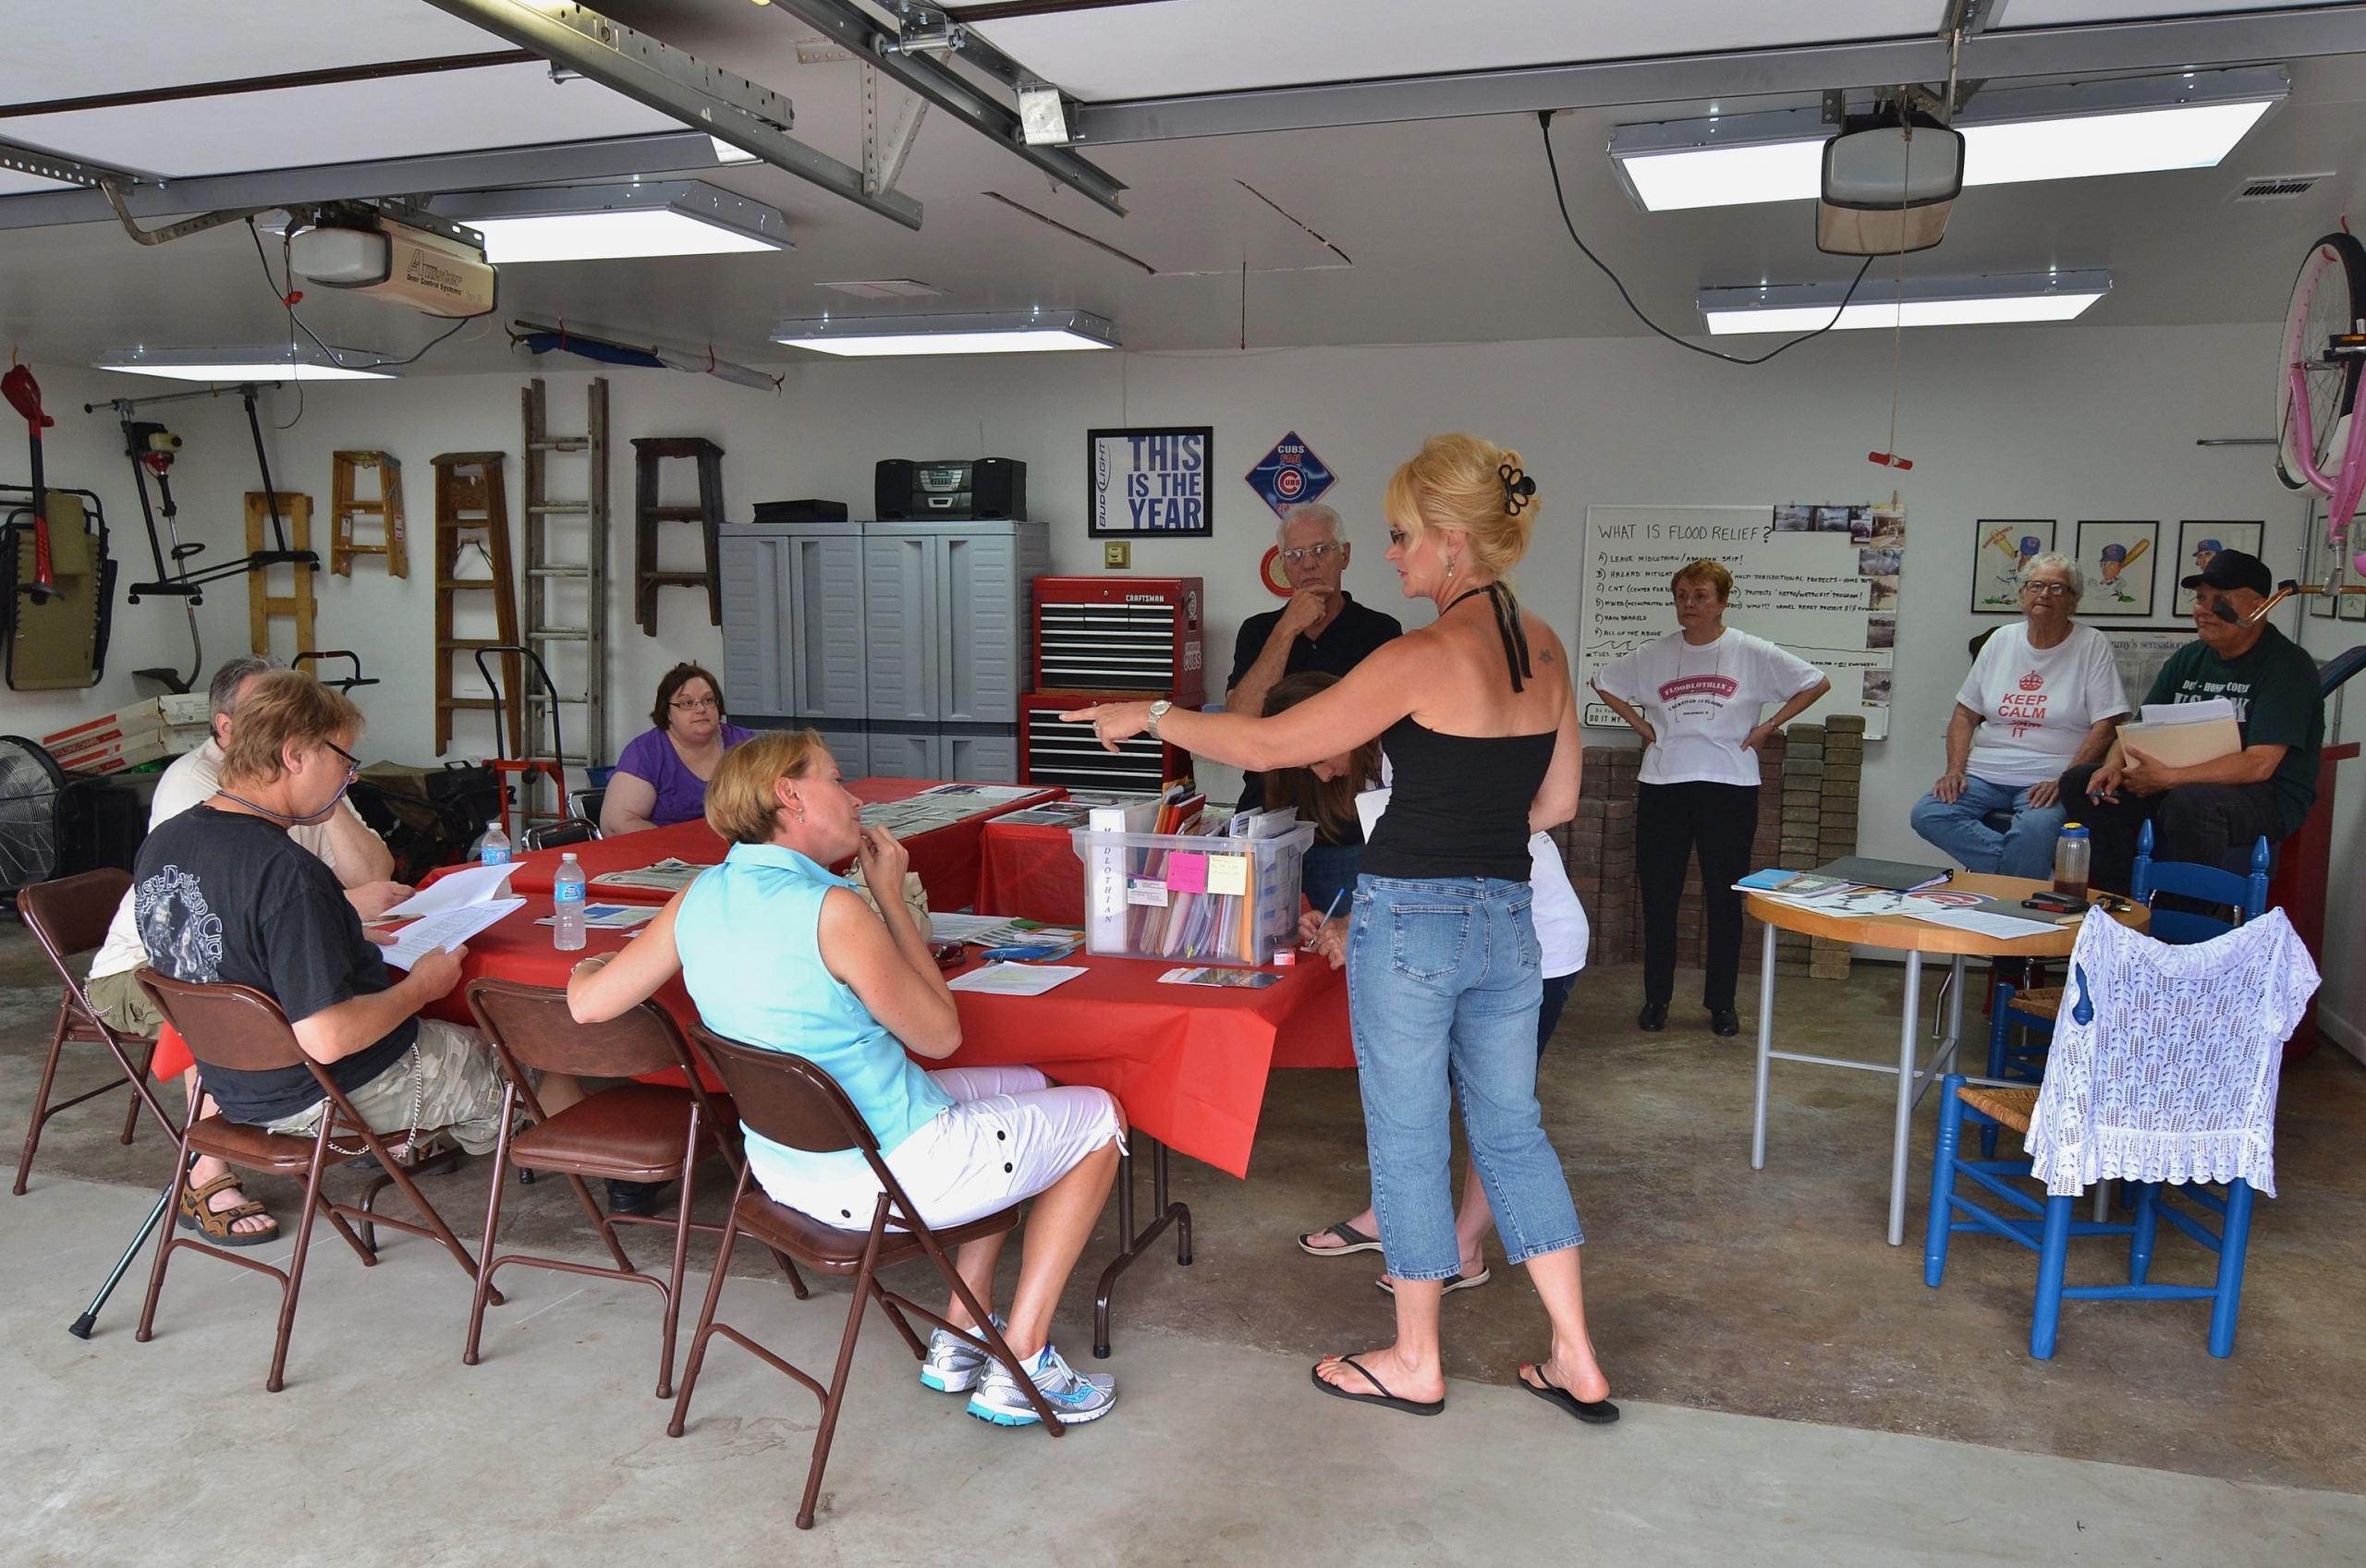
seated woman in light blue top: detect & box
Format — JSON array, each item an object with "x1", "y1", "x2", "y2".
[{"x1": 568, "y1": 729, "x2": 1127, "y2": 1428}]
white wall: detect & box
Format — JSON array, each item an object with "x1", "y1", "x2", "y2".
[{"x1": 9, "y1": 322, "x2": 2358, "y2": 1039}]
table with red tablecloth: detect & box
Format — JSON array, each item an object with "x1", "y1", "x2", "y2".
[{"x1": 975, "y1": 816, "x2": 1087, "y2": 927}]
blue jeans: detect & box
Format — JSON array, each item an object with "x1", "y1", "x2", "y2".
[
  {"x1": 1346, "y1": 875, "x2": 1584, "y2": 1282},
  {"x1": 1909, "y1": 774, "x2": 2067, "y2": 880}
]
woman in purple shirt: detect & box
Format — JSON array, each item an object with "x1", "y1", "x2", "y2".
[{"x1": 601, "y1": 662, "x2": 755, "y2": 835}]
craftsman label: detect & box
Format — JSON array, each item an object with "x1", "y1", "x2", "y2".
[{"x1": 1244, "y1": 432, "x2": 1335, "y2": 519}]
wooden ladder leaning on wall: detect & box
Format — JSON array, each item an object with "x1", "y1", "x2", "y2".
[
  {"x1": 244, "y1": 491, "x2": 314, "y2": 657},
  {"x1": 431, "y1": 452, "x2": 521, "y2": 758},
  {"x1": 329, "y1": 451, "x2": 408, "y2": 577}
]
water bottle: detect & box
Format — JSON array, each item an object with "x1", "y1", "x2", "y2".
[
  {"x1": 553, "y1": 852, "x2": 587, "y2": 952},
  {"x1": 2053, "y1": 823, "x2": 2091, "y2": 903},
  {"x1": 479, "y1": 819, "x2": 511, "y2": 866}
]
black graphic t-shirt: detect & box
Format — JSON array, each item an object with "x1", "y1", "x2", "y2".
[
  {"x1": 2141, "y1": 624, "x2": 2324, "y2": 835},
  {"x1": 132, "y1": 804, "x2": 415, "y2": 1124}
]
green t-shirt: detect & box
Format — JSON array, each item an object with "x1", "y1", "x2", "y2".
[{"x1": 2141, "y1": 624, "x2": 2323, "y2": 834}]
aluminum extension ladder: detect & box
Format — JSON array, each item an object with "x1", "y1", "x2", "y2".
[{"x1": 518, "y1": 376, "x2": 610, "y2": 820}]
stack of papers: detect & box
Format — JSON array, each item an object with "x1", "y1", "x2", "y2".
[
  {"x1": 592, "y1": 857, "x2": 709, "y2": 893},
  {"x1": 946, "y1": 963, "x2": 1087, "y2": 997},
  {"x1": 374, "y1": 862, "x2": 525, "y2": 969},
  {"x1": 534, "y1": 903, "x2": 658, "y2": 930}
]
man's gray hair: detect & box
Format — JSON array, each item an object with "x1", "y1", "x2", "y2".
[
  {"x1": 208, "y1": 655, "x2": 279, "y2": 720},
  {"x1": 1276, "y1": 502, "x2": 1346, "y2": 552},
  {"x1": 2024, "y1": 552, "x2": 2084, "y2": 601}
]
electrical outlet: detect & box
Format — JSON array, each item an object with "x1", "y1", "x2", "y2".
[{"x1": 1104, "y1": 541, "x2": 1131, "y2": 570}]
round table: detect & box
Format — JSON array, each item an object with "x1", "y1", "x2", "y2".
[{"x1": 1744, "y1": 872, "x2": 2149, "y2": 1246}]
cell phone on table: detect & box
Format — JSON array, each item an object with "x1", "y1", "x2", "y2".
[{"x1": 2021, "y1": 891, "x2": 2083, "y2": 913}]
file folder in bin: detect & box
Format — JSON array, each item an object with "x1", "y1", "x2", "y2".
[{"x1": 1070, "y1": 822, "x2": 1315, "y2": 966}]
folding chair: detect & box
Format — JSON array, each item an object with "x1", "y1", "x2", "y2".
[
  {"x1": 134, "y1": 971, "x2": 499, "y2": 1392},
  {"x1": 461, "y1": 978, "x2": 789, "y2": 1398},
  {"x1": 669, "y1": 1027, "x2": 1062, "y2": 1529},
  {"x1": 14, "y1": 870, "x2": 165, "y2": 1194}
]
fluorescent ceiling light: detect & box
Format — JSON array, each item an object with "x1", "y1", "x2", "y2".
[
  {"x1": 772, "y1": 309, "x2": 1119, "y2": 357},
  {"x1": 1698, "y1": 271, "x2": 2110, "y2": 334},
  {"x1": 94, "y1": 348, "x2": 391, "y2": 383},
  {"x1": 432, "y1": 180, "x2": 790, "y2": 262},
  {"x1": 1612, "y1": 67, "x2": 2285, "y2": 211}
]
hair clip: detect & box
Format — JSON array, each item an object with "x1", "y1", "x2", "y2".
[{"x1": 1498, "y1": 463, "x2": 1536, "y2": 516}]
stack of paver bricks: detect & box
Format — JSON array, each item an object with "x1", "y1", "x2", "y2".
[
  {"x1": 1811, "y1": 716, "x2": 1867, "y2": 978},
  {"x1": 1557, "y1": 745, "x2": 1640, "y2": 968}
]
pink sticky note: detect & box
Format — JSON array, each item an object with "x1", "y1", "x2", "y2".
[{"x1": 1166, "y1": 852, "x2": 1208, "y2": 893}]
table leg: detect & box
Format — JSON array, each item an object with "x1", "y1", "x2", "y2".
[
  {"x1": 1887, "y1": 951, "x2": 1924, "y2": 1246},
  {"x1": 1751, "y1": 921, "x2": 1777, "y2": 1171},
  {"x1": 1092, "y1": 1133, "x2": 1191, "y2": 1359}
]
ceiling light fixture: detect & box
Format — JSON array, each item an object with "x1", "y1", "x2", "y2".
[
  {"x1": 94, "y1": 347, "x2": 393, "y2": 383},
  {"x1": 1697, "y1": 270, "x2": 2111, "y2": 334},
  {"x1": 1611, "y1": 67, "x2": 2287, "y2": 212},
  {"x1": 431, "y1": 180, "x2": 790, "y2": 262},
  {"x1": 771, "y1": 308, "x2": 1119, "y2": 357}
]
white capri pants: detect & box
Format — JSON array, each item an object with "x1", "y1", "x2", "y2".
[{"x1": 753, "y1": 1066, "x2": 1125, "y2": 1233}]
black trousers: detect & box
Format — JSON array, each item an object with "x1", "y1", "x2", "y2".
[
  {"x1": 2055, "y1": 763, "x2": 2287, "y2": 895},
  {"x1": 1637, "y1": 780, "x2": 1760, "y2": 1011}
]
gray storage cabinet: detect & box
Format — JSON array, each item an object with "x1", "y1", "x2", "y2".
[
  {"x1": 861, "y1": 519, "x2": 1047, "y2": 724},
  {"x1": 719, "y1": 522, "x2": 868, "y2": 723}
]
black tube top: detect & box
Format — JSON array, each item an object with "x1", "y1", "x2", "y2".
[{"x1": 1360, "y1": 718, "x2": 1555, "y2": 882}]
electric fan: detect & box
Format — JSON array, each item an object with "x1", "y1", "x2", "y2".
[{"x1": 0, "y1": 735, "x2": 71, "y2": 899}]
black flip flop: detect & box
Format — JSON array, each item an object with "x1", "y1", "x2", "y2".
[
  {"x1": 1298, "y1": 1222, "x2": 1384, "y2": 1258},
  {"x1": 1520, "y1": 1366, "x2": 1619, "y2": 1425},
  {"x1": 1311, "y1": 1355, "x2": 1444, "y2": 1417}
]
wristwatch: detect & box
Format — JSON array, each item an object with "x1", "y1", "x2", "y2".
[{"x1": 1145, "y1": 699, "x2": 1173, "y2": 739}]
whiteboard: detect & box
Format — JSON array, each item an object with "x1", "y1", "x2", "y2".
[{"x1": 1578, "y1": 504, "x2": 1904, "y2": 741}]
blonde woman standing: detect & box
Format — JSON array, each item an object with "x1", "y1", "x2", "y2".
[{"x1": 1067, "y1": 434, "x2": 1613, "y2": 1427}]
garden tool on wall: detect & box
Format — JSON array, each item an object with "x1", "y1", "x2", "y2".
[
  {"x1": 2, "y1": 361, "x2": 55, "y2": 604},
  {"x1": 121, "y1": 417, "x2": 201, "y2": 692}
]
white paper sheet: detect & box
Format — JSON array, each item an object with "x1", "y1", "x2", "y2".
[
  {"x1": 945, "y1": 963, "x2": 1088, "y2": 997},
  {"x1": 380, "y1": 860, "x2": 518, "y2": 918},
  {"x1": 1903, "y1": 906, "x2": 2066, "y2": 940},
  {"x1": 380, "y1": 899, "x2": 526, "y2": 969},
  {"x1": 592, "y1": 857, "x2": 707, "y2": 892}
]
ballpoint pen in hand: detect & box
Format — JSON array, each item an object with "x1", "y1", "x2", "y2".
[{"x1": 1303, "y1": 886, "x2": 1347, "y2": 950}]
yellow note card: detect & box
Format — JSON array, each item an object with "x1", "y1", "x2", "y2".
[{"x1": 1206, "y1": 854, "x2": 1250, "y2": 896}]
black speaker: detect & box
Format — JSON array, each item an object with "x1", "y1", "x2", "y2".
[
  {"x1": 751, "y1": 498, "x2": 848, "y2": 523},
  {"x1": 873, "y1": 458, "x2": 1026, "y2": 521}
]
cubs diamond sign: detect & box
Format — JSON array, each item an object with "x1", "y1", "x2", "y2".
[{"x1": 1244, "y1": 432, "x2": 1335, "y2": 519}]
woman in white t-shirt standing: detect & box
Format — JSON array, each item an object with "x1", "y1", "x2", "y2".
[
  {"x1": 1909, "y1": 552, "x2": 2128, "y2": 878},
  {"x1": 1592, "y1": 560, "x2": 1829, "y2": 1037}
]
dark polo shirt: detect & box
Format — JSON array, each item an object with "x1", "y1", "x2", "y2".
[{"x1": 1226, "y1": 593, "x2": 1403, "y2": 813}]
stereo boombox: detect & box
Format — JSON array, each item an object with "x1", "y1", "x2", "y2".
[{"x1": 874, "y1": 458, "x2": 1026, "y2": 521}]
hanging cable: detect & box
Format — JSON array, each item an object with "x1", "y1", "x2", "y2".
[
  {"x1": 1539, "y1": 111, "x2": 1873, "y2": 366},
  {"x1": 242, "y1": 217, "x2": 474, "y2": 411}
]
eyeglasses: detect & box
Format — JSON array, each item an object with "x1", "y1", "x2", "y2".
[
  {"x1": 669, "y1": 696, "x2": 720, "y2": 712},
  {"x1": 2020, "y1": 581, "x2": 2077, "y2": 598},
  {"x1": 1279, "y1": 542, "x2": 1339, "y2": 565},
  {"x1": 1385, "y1": 528, "x2": 1412, "y2": 550},
  {"x1": 323, "y1": 739, "x2": 361, "y2": 779}
]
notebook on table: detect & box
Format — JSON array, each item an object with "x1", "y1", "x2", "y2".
[{"x1": 1813, "y1": 857, "x2": 1954, "y2": 893}]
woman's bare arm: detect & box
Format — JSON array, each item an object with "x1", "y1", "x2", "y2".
[
  {"x1": 1075, "y1": 636, "x2": 1431, "y2": 772},
  {"x1": 817, "y1": 885, "x2": 962, "y2": 1058},
  {"x1": 568, "y1": 892, "x2": 687, "y2": 1021},
  {"x1": 1529, "y1": 698, "x2": 1582, "y2": 833},
  {"x1": 601, "y1": 772, "x2": 660, "y2": 837}
]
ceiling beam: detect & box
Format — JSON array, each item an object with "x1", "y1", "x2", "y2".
[
  {"x1": 768, "y1": 0, "x2": 1129, "y2": 216},
  {"x1": 0, "y1": 51, "x2": 540, "y2": 120},
  {"x1": 0, "y1": 130, "x2": 727, "y2": 233},
  {"x1": 416, "y1": 0, "x2": 921, "y2": 230},
  {"x1": 1073, "y1": 3, "x2": 2366, "y2": 143}
]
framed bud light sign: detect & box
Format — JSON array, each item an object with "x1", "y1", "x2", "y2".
[{"x1": 1089, "y1": 426, "x2": 1213, "y2": 538}]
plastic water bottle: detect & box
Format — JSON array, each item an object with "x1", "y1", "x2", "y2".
[
  {"x1": 479, "y1": 819, "x2": 510, "y2": 866},
  {"x1": 553, "y1": 852, "x2": 587, "y2": 952},
  {"x1": 2053, "y1": 823, "x2": 2091, "y2": 903}
]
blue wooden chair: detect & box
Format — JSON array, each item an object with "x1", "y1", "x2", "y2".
[{"x1": 1928, "y1": 911, "x2": 2302, "y2": 1359}]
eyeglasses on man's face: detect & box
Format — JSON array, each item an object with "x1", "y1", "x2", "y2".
[
  {"x1": 2020, "y1": 580, "x2": 2077, "y2": 599},
  {"x1": 323, "y1": 739, "x2": 361, "y2": 779},
  {"x1": 1280, "y1": 542, "x2": 1339, "y2": 565}
]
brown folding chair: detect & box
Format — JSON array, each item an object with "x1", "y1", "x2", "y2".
[
  {"x1": 462, "y1": 978, "x2": 799, "y2": 1397},
  {"x1": 671, "y1": 1027, "x2": 1063, "y2": 1529},
  {"x1": 13, "y1": 870, "x2": 170, "y2": 1195},
  {"x1": 134, "y1": 969, "x2": 499, "y2": 1392}
]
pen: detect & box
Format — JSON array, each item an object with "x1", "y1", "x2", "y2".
[{"x1": 1304, "y1": 886, "x2": 1347, "y2": 950}]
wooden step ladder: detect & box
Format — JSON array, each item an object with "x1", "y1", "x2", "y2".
[
  {"x1": 329, "y1": 451, "x2": 408, "y2": 577},
  {"x1": 629, "y1": 436, "x2": 724, "y2": 636},
  {"x1": 519, "y1": 378, "x2": 610, "y2": 822},
  {"x1": 430, "y1": 452, "x2": 520, "y2": 758},
  {"x1": 244, "y1": 491, "x2": 314, "y2": 657}
]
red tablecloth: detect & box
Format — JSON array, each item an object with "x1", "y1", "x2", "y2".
[
  {"x1": 481, "y1": 778, "x2": 1059, "y2": 913},
  {"x1": 975, "y1": 817, "x2": 1086, "y2": 925},
  {"x1": 418, "y1": 896, "x2": 1351, "y2": 1176}
]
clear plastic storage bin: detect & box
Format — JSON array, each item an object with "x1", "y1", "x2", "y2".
[{"x1": 1069, "y1": 823, "x2": 1315, "y2": 967}]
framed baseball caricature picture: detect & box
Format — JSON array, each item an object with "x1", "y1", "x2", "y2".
[
  {"x1": 2075, "y1": 519, "x2": 2160, "y2": 617},
  {"x1": 1970, "y1": 519, "x2": 2055, "y2": 613},
  {"x1": 2174, "y1": 521, "x2": 2263, "y2": 616}
]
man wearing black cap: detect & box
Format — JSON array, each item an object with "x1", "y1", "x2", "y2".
[{"x1": 2059, "y1": 549, "x2": 2323, "y2": 893}]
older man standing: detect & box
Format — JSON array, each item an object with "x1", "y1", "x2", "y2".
[
  {"x1": 1226, "y1": 503, "x2": 1402, "y2": 803},
  {"x1": 2061, "y1": 549, "x2": 2323, "y2": 893}
]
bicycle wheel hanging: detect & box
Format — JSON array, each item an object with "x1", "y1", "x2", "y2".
[{"x1": 2275, "y1": 230, "x2": 2366, "y2": 492}]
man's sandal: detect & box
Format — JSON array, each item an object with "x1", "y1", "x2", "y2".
[{"x1": 177, "y1": 1173, "x2": 279, "y2": 1247}]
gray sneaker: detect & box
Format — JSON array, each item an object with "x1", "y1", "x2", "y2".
[
  {"x1": 919, "y1": 1316, "x2": 1004, "y2": 1394},
  {"x1": 967, "y1": 1343, "x2": 1116, "y2": 1428}
]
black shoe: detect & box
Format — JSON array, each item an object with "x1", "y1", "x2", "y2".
[
  {"x1": 1710, "y1": 1009, "x2": 1741, "y2": 1037},
  {"x1": 1637, "y1": 1003, "x2": 1668, "y2": 1032},
  {"x1": 607, "y1": 1179, "x2": 666, "y2": 1218}
]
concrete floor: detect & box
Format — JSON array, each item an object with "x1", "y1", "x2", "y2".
[{"x1": 6, "y1": 923, "x2": 2365, "y2": 1562}]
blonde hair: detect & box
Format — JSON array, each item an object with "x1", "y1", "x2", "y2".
[
  {"x1": 1671, "y1": 558, "x2": 1734, "y2": 602},
  {"x1": 1381, "y1": 432, "x2": 1537, "y2": 575},
  {"x1": 703, "y1": 728, "x2": 829, "y2": 845},
  {"x1": 216, "y1": 671, "x2": 361, "y2": 787}
]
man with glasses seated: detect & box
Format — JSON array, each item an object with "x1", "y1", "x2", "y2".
[
  {"x1": 1910, "y1": 553, "x2": 2129, "y2": 878},
  {"x1": 132, "y1": 671, "x2": 531, "y2": 1169},
  {"x1": 1225, "y1": 504, "x2": 1402, "y2": 903}
]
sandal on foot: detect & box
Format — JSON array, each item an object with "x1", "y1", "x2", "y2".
[
  {"x1": 1375, "y1": 1268, "x2": 1492, "y2": 1296},
  {"x1": 1311, "y1": 1355, "x2": 1443, "y2": 1417},
  {"x1": 177, "y1": 1174, "x2": 279, "y2": 1248},
  {"x1": 1520, "y1": 1365, "x2": 1619, "y2": 1426},
  {"x1": 1298, "y1": 1222, "x2": 1383, "y2": 1258}
]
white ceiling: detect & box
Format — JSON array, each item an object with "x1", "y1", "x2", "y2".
[{"x1": 0, "y1": 0, "x2": 506, "y2": 101}]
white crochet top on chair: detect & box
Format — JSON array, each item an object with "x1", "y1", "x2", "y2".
[{"x1": 2025, "y1": 908, "x2": 2319, "y2": 1198}]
